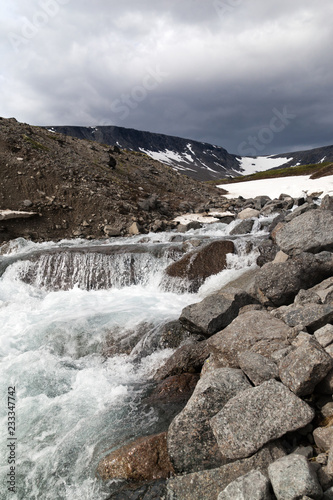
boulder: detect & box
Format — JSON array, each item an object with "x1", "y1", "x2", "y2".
[
  {"x1": 274, "y1": 303, "x2": 333, "y2": 333},
  {"x1": 275, "y1": 209, "x2": 333, "y2": 255},
  {"x1": 180, "y1": 288, "x2": 257, "y2": 337},
  {"x1": 313, "y1": 426, "x2": 333, "y2": 452},
  {"x1": 96, "y1": 432, "x2": 174, "y2": 482},
  {"x1": 279, "y1": 337, "x2": 333, "y2": 395},
  {"x1": 321, "y1": 195, "x2": 333, "y2": 211},
  {"x1": 207, "y1": 310, "x2": 293, "y2": 368},
  {"x1": 166, "y1": 442, "x2": 285, "y2": 500},
  {"x1": 229, "y1": 219, "x2": 254, "y2": 235},
  {"x1": 284, "y1": 202, "x2": 318, "y2": 222},
  {"x1": 256, "y1": 240, "x2": 279, "y2": 267},
  {"x1": 129, "y1": 222, "x2": 141, "y2": 235},
  {"x1": 106, "y1": 479, "x2": 167, "y2": 500},
  {"x1": 218, "y1": 470, "x2": 272, "y2": 500},
  {"x1": 268, "y1": 454, "x2": 323, "y2": 500},
  {"x1": 210, "y1": 380, "x2": 315, "y2": 460},
  {"x1": 153, "y1": 341, "x2": 210, "y2": 381},
  {"x1": 167, "y1": 368, "x2": 251, "y2": 473},
  {"x1": 146, "y1": 373, "x2": 200, "y2": 406},
  {"x1": 164, "y1": 240, "x2": 235, "y2": 292},
  {"x1": 255, "y1": 252, "x2": 333, "y2": 306},
  {"x1": 237, "y1": 208, "x2": 260, "y2": 219},
  {"x1": 309, "y1": 277, "x2": 333, "y2": 304},
  {"x1": 238, "y1": 351, "x2": 279, "y2": 386}
]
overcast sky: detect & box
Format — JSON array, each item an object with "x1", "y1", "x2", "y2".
[{"x1": 1, "y1": 0, "x2": 332, "y2": 155}]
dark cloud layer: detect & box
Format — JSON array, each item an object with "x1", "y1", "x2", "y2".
[{"x1": 1, "y1": 0, "x2": 332, "y2": 155}]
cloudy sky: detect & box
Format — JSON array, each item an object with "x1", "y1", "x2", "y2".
[{"x1": 1, "y1": 0, "x2": 332, "y2": 155}]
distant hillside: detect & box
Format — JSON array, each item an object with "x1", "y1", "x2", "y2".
[{"x1": 46, "y1": 125, "x2": 333, "y2": 181}]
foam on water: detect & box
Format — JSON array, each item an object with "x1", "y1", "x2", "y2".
[{"x1": 0, "y1": 225, "x2": 265, "y2": 499}]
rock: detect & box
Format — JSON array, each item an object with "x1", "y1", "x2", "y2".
[
  {"x1": 328, "y1": 448, "x2": 333, "y2": 475},
  {"x1": 96, "y1": 432, "x2": 174, "y2": 482},
  {"x1": 166, "y1": 442, "x2": 285, "y2": 500},
  {"x1": 318, "y1": 466, "x2": 333, "y2": 491},
  {"x1": 278, "y1": 337, "x2": 333, "y2": 395},
  {"x1": 146, "y1": 373, "x2": 199, "y2": 406},
  {"x1": 310, "y1": 277, "x2": 333, "y2": 304},
  {"x1": 315, "y1": 325, "x2": 333, "y2": 348},
  {"x1": 294, "y1": 288, "x2": 322, "y2": 305},
  {"x1": 106, "y1": 479, "x2": 167, "y2": 500},
  {"x1": 210, "y1": 380, "x2": 315, "y2": 460},
  {"x1": 129, "y1": 222, "x2": 141, "y2": 235},
  {"x1": 176, "y1": 221, "x2": 202, "y2": 232},
  {"x1": 257, "y1": 240, "x2": 279, "y2": 267},
  {"x1": 153, "y1": 341, "x2": 210, "y2": 381},
  {"x1": 273, "y1": 250, "x2": 289, "y2": 264},
  {"x1": 217, "y1": 470, "x2": 272, "y2": 500},
  {"x1": 238, "y1": 351, "x2": 279, "y2": 386},
  {"x1": 274, "y1": 303, "x2": 333, "y2": 333},
  {"x1": 255, "y1": 252, "x2": 333, "y2": 306},
  {"x1": 321, "y1": 195, "x2": 333, "y2": 211},
  {"x1": 164, "y1": 240, "x2": 235, "y2": 293},
  {"x1": 207, "y1": 310, "x2": 293, "y2": 368},
  {"x1": 237, "y1": 208, "x2": 260, "y2": 219},
  {"x1": 229, "y1": 219, "x2": 254, "y2": 235},
  {"x1": 275, "y1": 209, "x2": 333, "y2": 255},
  {"x1": 254, "y1": 195, "x2": 271, "y2": 209},
  {"x1": 23, "y1": 199, "x2": 33, "y2": 207},
  {"x1": 284, "y1": 202, "x2": 318, "y2": 222},
  {"x1": 180, "y1": 288, "x2": 257, "y2": 337},
  {"x1": 268, "y1": 454, "x2": 323, "y2": 500},
  {"x1": 103, "y1": 225, "x2": 122, "y2": 237},
  {"x1": 323, "y1": 486, "x2": 333, "y2": 500},
  {"x1": 0, "y1": 209, "x2": 37, "y2": 220},
  {"x1": 313, "y1": 426, "x2": 333, "y2": 451},
  {"x1": 167, "y1": 368, "x2": 251, "y2": 473}
]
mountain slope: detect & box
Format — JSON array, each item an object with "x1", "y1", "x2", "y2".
[{"x1": 46, "y1": 125, "x2": 333, "y2": 181}]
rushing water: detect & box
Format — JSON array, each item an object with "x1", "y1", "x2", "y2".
[{"x1": 0, "y1": 220, "x2": 269, "y2": 499}]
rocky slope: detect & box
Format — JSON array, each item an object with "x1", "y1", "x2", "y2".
[
  {"x1": 47, "y1": 124, "x2": 333, "y2": 181},
  {"x1": 96, "y1": 195, "x2": 333, "y2": 500},
  {"x1": 0, "y1": 117, "x2": 226, "y2": 244}
]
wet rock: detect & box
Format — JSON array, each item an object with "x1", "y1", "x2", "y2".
[
  {"x1": 176, "y1": 221, "x2": 202, "y2": 232},
  {"x1": 106, "y1": 479, "x2": 167, "y2": 500},
  {"x1": 207, "y1": 310, "x2": 293, "y2": 368},
  {"x1": 166, "y1": 442, "x2": 285, "y2": 500},
  {"x1": 210, "y1": 380, "x2": 315, "y2": 459},
  {"x1": 268, "y1": 454, "x2": 323, "y2": 500},
  {"x1": 96, "y1": 432, "x2": 174, "y2": 482},
  {"x1": 229, "y1": 219, "x2": 254, "y2": 235},
  {"x1": 257, "y1": 240, "x2": 279, "y2": 267},
  {"x1": 279, "y1": 337, "x2": 333, "y2": 396},
  {"x1": 146, "y1": 373, "x2": 199, "y2": 406},
  {"x1": 238, "y1": 351, "x2": 279, "y2": 386},
  {"x1": 167, "y1": 368, "x2": 251, "y2": 473},
  {"x1": 180, "y1": 288, "x2": 256, "y2": 336},
  {"x1": 255, "y1": 252, "x2": 333, "y2": 307},
  {"x1": 218, "y1": 470, "x2": 272, "y2": 500},
  {"x1": 153, "y1": 341, "x2": 210, "y2": 381},
  {"x1": 275, "y1": 209, "x2": 333, "y2": 255},
  {"x1": 165, "y1": 240, "x2": 235, "y2": 293}
]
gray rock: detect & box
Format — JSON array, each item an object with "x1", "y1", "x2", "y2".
[
  {"x1": 275, "y1": 209, "x2": 333, "y2": 255},
  {"x1": 238, "y1": 351, "x2": 278, "y2": 386},
  {"x1": 237, "y1": 208, "x2": 260, "y2": 219},
  {"x1": 257, "y1": 240, "x2": 279, "y2": 267},
  {"x1": 218, "y1": 470, "x2": 272, "y2": 500},
  {"x1": 176, "y1": 221, "x2": 202, "y2": 232},
  {"x1": 207, "y1": 310, "x2": 293, "y2": 368},
  {"x1": 318, "y1": 466, "x2": 333, "y2": 491},
  {"x1": 313, "y1": 426, "x2": 333, "y2": 452},
  {"x1": 167, "y1": 368, "x2": 251, "y2": 473},
  {"x1": 153, "y1": 341, "x2": 210, "y2": 381},
  {"x1": 210, "y1": 380, "x2": 315, "y2": 460},
  {"x1": 279, "y1": 337, "x2": 333, "y2": 396},
  {"x1": 310, "y1": 277, "x2": 333, "y2": 304},
  {"x1": 274, "y1": 303, "x2": 333, "y2": 333},
  {"x1": 323, "y1": 486, "x2": 333, "y2": 500},
  {"x1": 229, "y1": 219, "x2": 255, "y2": 235},
  {"x1": 180, "y1": 288, "x2": 256, "y2": 337},
  {"x1": 284, "y1": 202, "x2": 318, "y2": 222},
  {"x1": 166, "y1": 442, "x2": 285, "y2": 500},
  {"x1": 316, "y1": 369, "x2": 333, "y2": 394},
  {"x1": 255, "y1": 252, "x2": 333, "y2": 306},
  {"x1": 315, "y1": 325, "x2": 333, "y2": 348},
  {"x1": 321, "y1": 195, "x2": 333, "y2": 211},
  {"x1": 254, "y1": 195, "x2": 271, "y2": 210},
  {"x1": 268, "y1": 454, "x2": 323, "y2": 500}
]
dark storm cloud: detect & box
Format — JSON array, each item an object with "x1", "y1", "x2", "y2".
[{"x1": 1, "y1": 0, "x2": 333, "y2": 155}]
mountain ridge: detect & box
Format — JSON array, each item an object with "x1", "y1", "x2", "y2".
[{"x1": 46, "y1": 124, "x2": 333, "y2": 181}]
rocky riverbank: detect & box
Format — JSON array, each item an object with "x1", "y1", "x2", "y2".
[{"x1": 97, "y1": 194, "x2": 333, "y2": 500}]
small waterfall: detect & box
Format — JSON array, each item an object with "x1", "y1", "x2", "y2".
[{"x1": 4, "y1": 244, "x2": 184, "y2": 291}]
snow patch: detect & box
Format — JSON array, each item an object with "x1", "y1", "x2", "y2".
[{"x1": 238, "y1": 156, "x2": 293, "y2": 175}]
